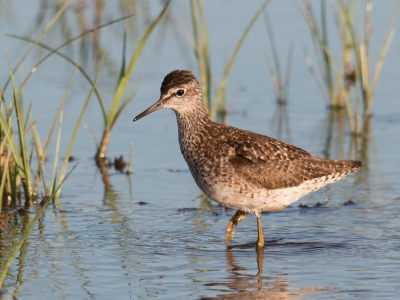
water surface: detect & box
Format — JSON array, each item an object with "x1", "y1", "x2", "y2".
[{"x1": 1, "y1": 1, "x2": 400, "y2": 299}]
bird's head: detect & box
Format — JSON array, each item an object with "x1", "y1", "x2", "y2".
[{"x1": 133, "y1": 70, "x2": 204, "y2": 122}]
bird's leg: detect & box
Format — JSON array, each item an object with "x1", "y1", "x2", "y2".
[
  {"x1": 226, "y1": 210, "x2": 248, "y2": 246},
  {"x1": 256, "y1": 212, "x2": 264, "y2": 249}
]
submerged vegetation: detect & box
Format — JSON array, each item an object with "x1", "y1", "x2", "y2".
[{"x1": 0, "y1": 0, "x2": 396, "y2": 295}]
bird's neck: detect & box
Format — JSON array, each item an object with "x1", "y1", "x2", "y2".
[
  {"x1": 174, "y1": 104, "x2": 212, "y2": 153},
  {"x1": 175, "y1": 104, "x2": 210, "y2": 133}
]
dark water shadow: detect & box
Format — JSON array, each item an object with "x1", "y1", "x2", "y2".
[
  {"x1": 227, "y1": 238, "x2": 283, "y2": 250},
  {"x1": 228, "y1": 238, "x2": 348, "y2": 254}
]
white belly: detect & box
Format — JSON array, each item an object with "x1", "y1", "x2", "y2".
[{"x1": 204, "y1": 173, "x2": 347, "y2": 214}]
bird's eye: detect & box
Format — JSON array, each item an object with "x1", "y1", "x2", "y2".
[{"x1": 177, "y1": 89, "x2": 185, "y2": 96}]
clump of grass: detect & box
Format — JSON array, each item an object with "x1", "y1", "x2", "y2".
[
  {"x1": 264, "y1": 10, "x2": 294, "y2": 105},
  {"x1": 338, "y1": 0, "x2": 399, "y2": 119},
  {"x1": 0, "y1": 54, "x2": 102, "y2": 201},
  {"x1": 0, "y1": 2, "x2": 70, "y2": 203},
  {"x1": 299, "y1": 0, "x2": 400, "y2": 135},
  {"x1": 0, "y1": 50, "x2": 104, "y2": 287},
  {"x1": 8, "y1": 14, "x2": 134, "y2": 110},
  {"x1": 3, "y1": 10, "x2": 130, "y2": 201},
  {"x1": 189, "y1": 0, "x2": 271, "y2": 122},
  {"x1": 0, "y1": 1, "x2": 119, "y2": 287},
  {"x1": 0, "y1": 54, "x2": 102, "y2": 288},
  {"x1": 299, "y1": 0, "x2": 350, "y2": 109},
  {"x1": 7, "y1": 12, "x2": 142, "y2": 163}
]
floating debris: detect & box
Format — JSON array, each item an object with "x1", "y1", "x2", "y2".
[
  {"x1": 17, "y1": 208, "x2": 31, "y2": 214},
  {"x1": 343, "y1": 199, "x2": 355, "y2": 206},
  {"x1": 168, "y1": 169, "x2": 189, "y2": 173},
  {"x1": 40, "y1": 192, "x2": 48, "y2": 207},
  {"x1": 177, "y1": 207, "x2": 200, "y2": 212},
  {"x1": 114, "y1": 155, "x2": 127, "y2": 172}
]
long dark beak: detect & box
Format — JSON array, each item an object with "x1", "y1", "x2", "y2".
[{"x1": 133, "y1": 99, "x2": 163, "y2": 122}]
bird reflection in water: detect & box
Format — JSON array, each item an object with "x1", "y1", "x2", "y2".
[
  {"x1": 201, "y1": 243, "x2": 332, "y2": 300},
  {"x1": 202, "y1": 245, "x2": 291, "y2": 300}
]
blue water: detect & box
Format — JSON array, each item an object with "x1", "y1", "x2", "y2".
[{"x1": 1, "y1": 1, "x2": 400, "y2": 299}]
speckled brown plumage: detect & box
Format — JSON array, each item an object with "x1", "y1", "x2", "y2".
[{"x1": 133, "y1": 70, "x2": 362, "y2": 248}]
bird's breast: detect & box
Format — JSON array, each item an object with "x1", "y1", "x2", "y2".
[{"x1": 179, "y1": 134, "x2": 228, "y2": 189}]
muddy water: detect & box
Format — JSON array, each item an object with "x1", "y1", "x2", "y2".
[{"x1": 1, "y1": 1, "x2": 400, "y2": 299}]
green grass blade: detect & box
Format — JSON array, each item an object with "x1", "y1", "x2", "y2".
[
  {"x1": 0, "y1": 116, "x2": 22, "y2": 169},
  {"x1": 56, "y1": 53, "x2": 105, "y2": 197},
  {"x1": 197, "y1": 0, "x2": 212, "y2": 113},
  {"x1": 2, "y1": 0, "x2": 69, "y2": 92},
  {"x1": 320, "y1": 0, "x2": 333, "y2": 96},
  {"x1": 11, "y1": 14, "x2": 134, "y2": 96},
  {"x1": 190, "y1": 0, "x2": 206, "y2": 110},
  {"x1": 340, "y1": 0, "x2": 399, "y2": 120},
  {"x1": 118, "y1": 23, "x2": 127, "y2": 83},
  {"x1": 30, "y1": 119, "x2": 45, "y2": 195},
  {"x1": 264, "y1": 9, "x2": 293, "y2": 103},
  {"x1": 0, "y1": 154, "x2": 10, "y2": 212},
  {"x1": 284, "y1": 42, "x2": 295, "y2": 101},
  {"x1": 44, "y1": 66, "x2": 78, "y2": 159},
  {"x1": 0, "y1": 125, "x2": 12, "y2": 162},
  {"x1": 106, "y1": 1, "x2": 170, "y2": 130},
  {"x1": 264, "y1": 51, "x2": 279, "y2": 98},
  {"x1": 264, "y1": 10, "x2": 282, "y2": 89},
  {"x1": 50, "y1": 112, "x2": 63, "y2": 197},
  {"x1": 371, "y1": 29, "x2": 394, "y2": 95},
  {"x1": 300, "y1": 5, "x2": 355, "y2": 131},
  {"x1": 9, "y1": 36, "x2": 107, "y2": 123},
  {"x1": 32, "y1": 67, "x2": 77, "y2": 196},
  {"x1": 299, "y1": 1, "x2": 335, "y2": 102},
  {"x1": 211, "y1": 0, "x2": 271, "y2": 119},
  {"x1": 371, "y1": 1, "x2": 400, "y2": 93},
  {"x1": 23, "y1": 101, "x2": 33, "y2": 131},
  {"x1": 302, "y1": 46, "x2": 330, "y2": 105},
  {"x1": 6, "y1": 54, "x2": 33, "y2": 198},
  {"x1": 112, "y1": 83, "x2": 140, "y2": 130},
  {"x1": 339, "y1": 0, "x2": 365, "y2": 99}
]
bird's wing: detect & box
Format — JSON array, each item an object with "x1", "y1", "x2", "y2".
[{"x1": 225, "y1": 133, "x2": 341, "y2": 190}]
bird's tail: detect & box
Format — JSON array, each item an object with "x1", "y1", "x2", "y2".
[
  {"x1": 319, "y1": 159, "x2": 362, "y2": 175},
  {"x1": 336, "y1": 159, "x2": 362, "y2": 174}
]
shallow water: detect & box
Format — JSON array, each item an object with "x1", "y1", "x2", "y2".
[{"x1": 1, "y1": 1, "x2": 400, "y2": 299}]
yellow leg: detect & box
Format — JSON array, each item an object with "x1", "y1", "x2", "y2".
[
  {"x1": 226, "y1": 210, "x2": 248, "y2": 246},
  {"x1": 256, "y1": 213, "x2": 264, "y2": 249}
]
